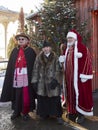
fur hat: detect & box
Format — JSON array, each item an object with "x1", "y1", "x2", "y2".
[
  {"x1": 43, "y1": 41, "x2": 51, "y2": 48},
  {"x1": 15, "y1": 33, "x2": 30, "y2": 41}
]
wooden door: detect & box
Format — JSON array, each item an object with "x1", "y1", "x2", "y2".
[{"x1": 92, "y1": 10, "x2": 98, "y2": 91}]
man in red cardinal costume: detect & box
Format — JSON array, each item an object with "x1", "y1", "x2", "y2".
[
  {"x1": 59, "y1": 30, "x2": 93, "y2": 123},
  {"x1": 0, "y1": 33, "x2": 36, "y2": 121}
]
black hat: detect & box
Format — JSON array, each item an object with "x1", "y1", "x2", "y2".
[
  {"x1": 43, "y1": 41, "x2": 51, "y2": 48},
  {"x1": 15, "y1": 33, "x2": 30, "y2": 41}
]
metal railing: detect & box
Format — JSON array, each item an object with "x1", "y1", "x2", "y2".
[{"x1": 0, "y1": 60, "x2": 8, "y2": 77}]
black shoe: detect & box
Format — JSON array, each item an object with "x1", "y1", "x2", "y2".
[
  {"x1": 75, "y1": 114, "x2": 85, "y2": 124},
  {"x1": 23, "y1": 114, "x2": 30, "y2": 121},
  {"x1": 11, "y1": 113, "x2": 21, "y2": 120},
  {"x1": 57, "y1": 117, "x2": 64, "y2": 125},
  {"x1": 66, "y1": 113, "x2": 77, "y2": 122}
]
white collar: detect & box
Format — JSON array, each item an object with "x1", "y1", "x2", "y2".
[{"x1": 45, "y1": 53, "x2": 50, "y2": 57}]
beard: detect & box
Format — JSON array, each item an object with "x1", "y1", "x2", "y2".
[{"x1": 67, "y1": 41, "x2": 75, "y2": 47}]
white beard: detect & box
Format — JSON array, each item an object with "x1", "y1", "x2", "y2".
[{"x1": 67, "y1": 41, "x2": 75, "y2": 47}]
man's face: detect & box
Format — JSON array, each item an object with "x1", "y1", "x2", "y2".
[
  {"x1": 17, "y1": 36, "x2": 29, "y2": 46},
  {"x1": 67, "y1": 37, "x2": 76, "y2": 43},
  {"x1": 42, "y1": 46, "x2": 51, "y2": 54},
  {"x1": 67, "y1": 37, "x2": 76, "y2": 46}
]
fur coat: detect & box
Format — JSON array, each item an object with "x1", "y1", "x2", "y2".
[{"x1": 31, "y1": 51, "x2": 62, "y2": 97}]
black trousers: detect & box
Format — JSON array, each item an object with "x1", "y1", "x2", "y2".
[{"x1": 37, "y1": 95, "x2": 63, "y2": 118}]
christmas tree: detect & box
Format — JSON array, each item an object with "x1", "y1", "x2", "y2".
[{"x1": 31, "y1": 0, "x2": 89, "y2": 52}]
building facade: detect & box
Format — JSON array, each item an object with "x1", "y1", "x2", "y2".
[{"x1": 75, "y1": 0, "x2": 98, "y2": 90}]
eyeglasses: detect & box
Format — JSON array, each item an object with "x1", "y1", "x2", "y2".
[{"x1": 18, "y1": 38, "x2": 25, "y2": 41}]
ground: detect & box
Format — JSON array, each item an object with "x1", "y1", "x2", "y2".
[{"x1": 0, "y1": 90, "x2": 98, "y2": 130}]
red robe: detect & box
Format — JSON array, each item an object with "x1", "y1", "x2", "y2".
[
  {"x1": 15, "y1": 47, "x2": 30, "y2": 114},
  {"x1": 64, "y1": 41, "x2": 93, "y2": 116}
]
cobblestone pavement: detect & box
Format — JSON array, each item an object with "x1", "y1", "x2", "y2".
[{"x1": 0, "y1": 90, "x2": 98, "y2": 130}]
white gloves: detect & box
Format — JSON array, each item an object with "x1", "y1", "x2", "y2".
[
  {"x1": 59, "y1": 55, "x2": 65, "y2": 63},
  {"x1": 81, "y1": 78, "x2": 88, "y2": 83},
  {"x1": 75, "y1": 52, "x2": 83, "y2": 58},
  {"x1": 59, "y1": 53, "x2": 82, "y2": 63}
]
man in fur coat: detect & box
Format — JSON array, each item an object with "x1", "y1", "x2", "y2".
[
  {"x1": 59, "y1": 30, "x2": 93, "y2": 123},
  {"x1": 0, "y1": 33, "x2": 36, "y2": 121},
  {"x1": 31, "y1": 41, "x2": 64, "y2": 124}
]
